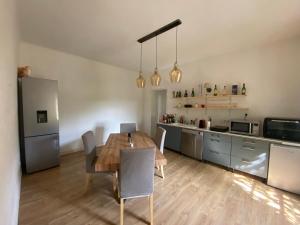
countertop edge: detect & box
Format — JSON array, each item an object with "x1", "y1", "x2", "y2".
[{"x1": 157, "y1": 122, "x2": 300, "y2": 147}]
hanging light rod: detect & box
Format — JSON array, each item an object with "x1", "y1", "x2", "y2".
[{"x1": 137, "y1": 19, "x2": 182, "y2": 43}]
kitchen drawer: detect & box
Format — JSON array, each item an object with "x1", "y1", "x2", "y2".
[
  {"x1": 204, "y1": 132, "x2": 231, "y2": 154},
  {"x1": 231, "y1": 156, "x2": 268, "y2": 178},
  {"x1": 203, "y1": 148, "x2": 230, "y2": 167},
  {"x1": 158, "y1": 124, "x2": 181, "y2": 152}
]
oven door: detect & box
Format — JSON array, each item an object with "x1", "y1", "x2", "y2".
[
  {"x1": 264, "y1": 118, "x2": 300, "y2": 142},
  {"x1": 230, "y1": 121, "x2": 250, "y2": 135}
]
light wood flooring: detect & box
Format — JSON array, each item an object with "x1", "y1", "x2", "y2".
[{"x1": 19, "y1": 150, "x2": 300, "y2": 225}]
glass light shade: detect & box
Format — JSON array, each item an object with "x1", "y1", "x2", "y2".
[
  {"x1": 151, "y1": 68, "x2": 161, "y2": 86},
  {"x1": 136, "y1": 72, "x2": 145, "y2": 88},
  {"x1": 169, "y1": 63, "x2": 182, "y2": 83}
]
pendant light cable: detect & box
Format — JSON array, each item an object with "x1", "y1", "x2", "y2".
[
  {"x1": 175, "y1": 26, "x2": 178, "y2": 64},
  {"x1": 155, "y1": 36, "x2": 158, "y2": 69},
  {"x1": 139, "y1": 43, "x2": 143, "y2": 73}
]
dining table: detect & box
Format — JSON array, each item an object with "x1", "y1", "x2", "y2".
[{"x1": 94, "y1": 131, "x2": 167, "y2": 191}]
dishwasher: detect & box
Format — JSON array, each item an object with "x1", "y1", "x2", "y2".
[
  {"x1": 180, "y1": 129, "x2": 203, "y2": 160},
  {"x1": 268, "y1": 143, "x2": 300, "y2": 194}
]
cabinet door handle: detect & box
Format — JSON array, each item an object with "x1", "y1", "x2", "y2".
[
  {"x1": 241, "y1": 158, "x2": 251, "y2": 164},
  {"x1": 242, "y1": 146, "x2": 255, "y2": 151},
  {"x1": 210, "y1": 150, "x2": 219, "y2": 154},
  {"x1": 243, "y1": 141, "x2": 256, "y2": 145}
]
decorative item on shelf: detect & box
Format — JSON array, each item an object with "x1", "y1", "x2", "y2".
[
  {"x1": 198, "y1": 83, "x2": 203, "y2": 96},
  {"x1": 194, "y1": 103, "x2": 200, "y2": 108},
  {"x1": 178, "y1": 90, "x2": 182, "y2": 97},
  {"x1": 221, "y1": 85, "x2": 228, "y2": 96},
  {"x1": 204, "y1": 83, "x2": 212, "y2": 95},
  {"x1": 201, "y1": 104, "x2": 206, "y2": 108},
  {"x1": 136, "y1": 19, "x2": 182, "y2": 88},
  {"x1": 18, "y1": 66, "x2": 31, "y2": 78},
  {"x1": 191, "y1": 88, "x2": 195, "y2": 97},
  {"x1": 242, "y1": 83, "x2": 246, "y2": 95},
  {"x1": 151, "y1": 36, "x2": 161, "y2": 86},
  {"x1": 169, "y1": 27, "x2": 182, "y2": 83},
  {"x1": 172, "y1": 91, "x2": 176, "y2": 98},
  {"x1": 184, "y1": 104, "x2": 193, "y2": 108},
  {"x1": 213, "y1": 85, "x2": 218, "y2": 96},
  {"x1": 176, "y1": 103, "x2": 183, "y2": 108},
  {"x1": 184, "y1": 90, "x2": 188, "y2": 97},
  {"x1": 136, "y1": 43, "x2": 146, "y2": 88},
  {"x1": 232, "y1": 84, "x2": 238, "y2": 95}
]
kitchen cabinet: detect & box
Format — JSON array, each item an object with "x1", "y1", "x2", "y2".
[
  {"x1": 231, "y1": 136, "x2": 269, "y2": 178},
  {"x1": 203, "y1": 132, "x2": 231, "y2": 167},
  {"x1": 158, "y1": 124, "x2": 182, "y2": 152}
]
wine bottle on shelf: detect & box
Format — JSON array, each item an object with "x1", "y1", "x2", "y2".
[
  {"x1": 242, "y1": 83, "x2": 246, "y2": 95},
  {"x1": 191, "y1": 88, "x2": 195, "y2": 97},
  {"x1": 184, "y1": 90, "x2": 188, "y2": 97},
  {"x1": 213, "y1": 85, "x2": 218, "y2": 96}
]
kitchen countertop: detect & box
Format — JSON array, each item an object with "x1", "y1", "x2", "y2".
[{"x1": 157, "y1": 122, "x2": 300, "y2": 147}]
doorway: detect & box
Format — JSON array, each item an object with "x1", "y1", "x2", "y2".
[{"x1": 150, "y1": 89, "x2": 167, "y2": 138}]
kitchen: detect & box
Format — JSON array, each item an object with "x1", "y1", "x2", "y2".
[{"x1": 2, "y1": 1, "x2": 300, "y2": 225}]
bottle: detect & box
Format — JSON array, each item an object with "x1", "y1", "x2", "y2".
[
  {"x1": 213, "y1": 85, "x2": 218, "y2": 96},
  {"x1": 242, "y1": 83, "x2": 246, "y2": 95},
  {"x1": 178, "y1": 90, "x2": 182, "y2": 98},
  {"x1": 184, "y1": 90, "x2": 188, "y2": 97},
  {"x1": 191, "y1": 88, "x2": 195, "y2": 97},
  {"x1": 222, "y1": 85, "x2": 228, "y2": 96},
  {"x1": 207, "y1": 117, "x2": 212, "y2": 130}
]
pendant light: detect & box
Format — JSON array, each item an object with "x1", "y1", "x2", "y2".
[
  {"x1": 136, "y1": 43, "x2": 145, "y2": 88},
  {"x1": 151, "y1": 36, "x2": 161, "y2": 86},
  {"x1": 169, "y1": 27, "x2": 182, "y2": 83}
]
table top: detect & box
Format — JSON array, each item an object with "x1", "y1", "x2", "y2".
[{"x1": 95, "y1": 132, "x2": 167, "y2": 172}]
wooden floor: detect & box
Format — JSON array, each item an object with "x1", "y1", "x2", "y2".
[{"x1": 19, "y1": 150, "x2": 300, "y2": 225}]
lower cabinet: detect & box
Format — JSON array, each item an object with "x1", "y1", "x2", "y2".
[
  {"x1": 158, "y1": 124, "x2": 181, "y2": 152},
  {"x1": 203, "y1": 132, "x2": 231, "y2": 167},
  {"x1": 203, "y1": 132, "x2": 270, "y2": 178},
  {"x1": 231, "y1": 137, "x2": 269, "y2": 178}
]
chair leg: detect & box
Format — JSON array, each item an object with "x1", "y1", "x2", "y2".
[
  {"x1": 84, "y1": 173, "x2": 92, "y2": 192},
  {"x1": 149, "y1": 194, "x2": 154, "y2": 225},
  {"x1": 160, "y1": 166, "x2": 165, "y2": 179},
  {"x1": 120, "y1": 198, "x2": 124, "y2": 225},
  {"x1": 113, "y1": 171, "x2": 118, "y2": 192}
]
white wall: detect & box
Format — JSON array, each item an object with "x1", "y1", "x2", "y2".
[
  {"x1": 0, "y1": 0, "x2": 20, "y2": 225},
  {"x1": 144, "y1": 37, "x2": 300, "y2": 134},
  {"x1": 19, "y1": 42, "x2": 144, "y2": 153}
]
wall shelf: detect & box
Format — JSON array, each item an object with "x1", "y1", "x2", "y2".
[{"x1": 172, "y1": 94, "x2": 246, "y2": 100}]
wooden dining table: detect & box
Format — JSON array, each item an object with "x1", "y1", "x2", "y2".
[{"x1": 94, "y1": 131, "x2": 167, "y2": 177}]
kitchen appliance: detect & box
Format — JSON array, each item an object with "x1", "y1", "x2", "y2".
[
  {"x1": 199, "y1": 120, "x2": 206, "y2": 128},
  {"x1": 18, "y1": 77, "x2": 60, "y2": 174},
  {"x1": 268, "y1": 143, "x2": 300, "y2": 194},
  {"x1": 180, "y1": 129, "x2": 203, "y2": 160},
  {"x1": 210, "y1": 126, "x2": 229, "y2": 132},
  {"x1": 229, "y1": 120, "x2": 260, "y2": 136},
  {"x1": 263, "y1": 117, "x2": 300, "y2": 142}
]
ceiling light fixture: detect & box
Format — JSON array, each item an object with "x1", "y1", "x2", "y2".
[
  {"x1": 169, "y1": 27, "x2": 182, "y2": 83},
  {"x1": 151, "y1": 36, "x2": 161, "y2": 86},
  {"x1": 136, "y1": 19, "x2": 182, "y2": 88},
  {"x1": 136, "y1": 43, "x2": 145, "y2": 88}
]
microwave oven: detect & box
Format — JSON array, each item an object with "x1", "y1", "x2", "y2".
[
  {"x1": 229, "y1": 120, "x2": 260, "y2": 136},
  {"x1": 263, "y1": 118, "x2": 300, "y2": 142}
]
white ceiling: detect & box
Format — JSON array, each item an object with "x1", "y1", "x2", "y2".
[{"x1": 19, "y1": 0, "x2": 300, "y2": 72}]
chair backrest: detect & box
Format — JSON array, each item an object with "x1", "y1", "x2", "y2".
[
  {"x1": 81, "y1": 131, "x2": 97, "y2": 173},
  {"x1": 119, "y1": 147, "x2": 155, "y2": 199},
  {"x1": 155, "y1": 127, "x2": 166, "y2": 154},
  {"x1": 120, "y1": 123, "x2": 137, "y2": 133}
]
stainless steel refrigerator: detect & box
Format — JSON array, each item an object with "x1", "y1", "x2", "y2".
[{"x1": 18, "y1": 77, "x2": 60, "y2": 173}]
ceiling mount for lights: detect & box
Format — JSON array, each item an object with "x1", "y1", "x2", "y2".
[
  {"x1": 136, "y1": 19, "x2": 182, "y2": 88},
  {"x1": 169, "y1": 26, "x2": 182, "y2": 83},
  {"x1": 136, "y1": 43, "x2": 145, "y2": 88}
]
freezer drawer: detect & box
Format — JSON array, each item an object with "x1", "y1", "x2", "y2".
[
  {"x1": 24, "y1": 134, "x2": 60, "y2": 173},
  {"x1": 268, "y1": 144, "x2": 300, "y2": 194}
]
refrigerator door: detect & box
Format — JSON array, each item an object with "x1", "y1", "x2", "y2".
[
  {"x1": 24, "y1": 134, "x2": 60, "y2": 173},
  {"x1": 22, "y1": 77, "x2": 59, "y2": 137},
  {"x1": 268, "y1": 144, "x2": 300, "y2": 194}
]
